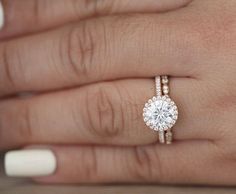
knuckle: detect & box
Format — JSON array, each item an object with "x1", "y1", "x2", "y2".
[
  {"x1": 93, "y1": 0, "x2": 117, "y2": 14},
  {"x1": 31, "y1": 0, "x2": 42, "y2": 25},
  {"x1": 81, "y1": 0, "x2": 117, "y2": 15},
  {"x1": 0, "y1": 105, "x2": 7, "y2": 147},
  {"x1": 6, "y1": 0, "x2": 43, "y2": 27},
  {"x1": 14, "y1": 101, "x2": 33, "y2": 144},
  {"x1": 0, "y1": 101, "x2": 33, "y2": 146},
  {"x1": 1, "y1": 43, "x2": 15, "y2": 89},
  {"x1": 1, "y1": 41, "x2": 35, "y2": 93},
  {"x1": 127, "y1": 147, "x2": 163, "y2": 182},
  {"x1": 1, "y1": 43, "x2": 22, "y2": 90},
  {"x1": 77, "y1": 147, "x2": 99, "y2": 181},
  {"x1": 23, "y1": 0, "x2": 48, "y2": 27},
  {"x1": 63, "y1": 21, "x2": 101, "y2": 81},
  {"x1": 85, "y1": 83, "x2": 125, "y2": 139}
]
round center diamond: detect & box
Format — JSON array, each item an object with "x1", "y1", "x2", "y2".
[{"x1": 143, "y1": 96, "x2": 178, "y2": 131}]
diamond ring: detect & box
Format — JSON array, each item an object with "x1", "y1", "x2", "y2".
[{"x1": 143, "y1": 76, "x2": 178, "y2": 144}]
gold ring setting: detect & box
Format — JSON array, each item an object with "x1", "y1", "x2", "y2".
[{"x1": 143, "y1": 76, "x2": 178, "y2": 144}]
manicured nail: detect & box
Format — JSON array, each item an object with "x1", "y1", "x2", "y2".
[
  {"x1": 4, "y1": 149, "x2": 57, "y2": 177},
  {"x1": 0, "y1": 1, "x2": 4, "y2": 29}
]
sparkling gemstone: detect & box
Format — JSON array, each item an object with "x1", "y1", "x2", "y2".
[{"x1": 143, "y1": 96, "x2": 178, "y2": 131}]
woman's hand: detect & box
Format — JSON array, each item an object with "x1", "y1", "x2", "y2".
[{"x1": 1, "y1": 0, "x2": 236, "y2": 185}]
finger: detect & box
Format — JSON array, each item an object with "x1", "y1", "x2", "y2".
[
  {"x1": 0, "y1": 0, "x2": 193, "y2": 39},
  {"x1": 32, "y1": 141, "x2": 227, "y2": 185},
  {"x1": 0, "y1": 11, "x2": 201, "y2": 97},
  {"x1": 0, "y1": 78, "x2": 213, "y2": 150}
]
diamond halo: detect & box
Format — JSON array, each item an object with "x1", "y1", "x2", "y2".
[{"x1": 143, "y1": 95, "x2": 178, "y2": 132}]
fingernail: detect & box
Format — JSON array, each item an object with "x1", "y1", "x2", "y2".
[
  {"x1": 4, "y1": 149, "x2": 57, "y2": 177},
  {"x1": 0, "y1": 1, "x2": 4, "y2": 29}
]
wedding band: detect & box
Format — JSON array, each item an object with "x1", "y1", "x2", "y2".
[{"x1": 143, "y1": 76, "x2": 178, "y2": 144}]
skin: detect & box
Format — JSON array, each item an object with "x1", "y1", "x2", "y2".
[{"x1": 0, "y1": 0, "x2": 236, "y2": 185}]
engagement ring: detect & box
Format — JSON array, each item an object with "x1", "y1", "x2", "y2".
[{"x1": 143, "y1": 76, "x2": 178, "y2": 144}]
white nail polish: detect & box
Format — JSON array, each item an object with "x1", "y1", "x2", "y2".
[
  {"x1": 0, "y1": 1, "x2": 4, "y2": 29},
  {"x1": 4, "y1": 149, "x2": 57, "y2": 177}
]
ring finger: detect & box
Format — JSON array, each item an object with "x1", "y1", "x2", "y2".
[{"x1": 0, "y1": 78, "x2": 212, "y2": 150}]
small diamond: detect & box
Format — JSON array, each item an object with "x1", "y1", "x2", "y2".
[{"x1": 143, "y1": 96, "x2": 178, "y2": 131}]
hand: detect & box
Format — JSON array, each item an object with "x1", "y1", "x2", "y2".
[{"x1": 1, "y1": 0, "x2": 236, "y2": 185}]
